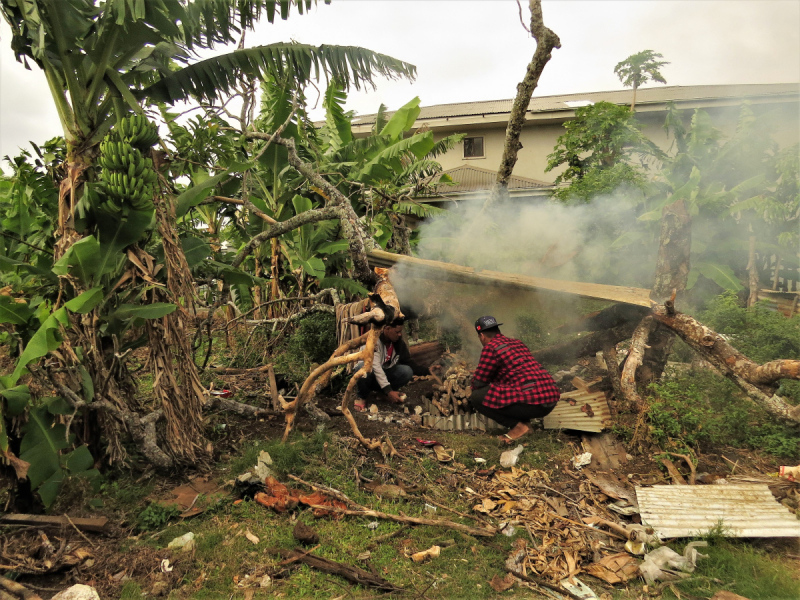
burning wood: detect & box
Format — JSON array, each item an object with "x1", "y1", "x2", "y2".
[{"x1": 427, "y1": 353, "x2": 473, "y2": 417}]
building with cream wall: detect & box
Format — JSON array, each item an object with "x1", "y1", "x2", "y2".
[{"x1": 351, "y1": 83, "x2": 800, "y2": 201}]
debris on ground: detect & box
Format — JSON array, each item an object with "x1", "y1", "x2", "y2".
[
  {"x1": 410, "y1": 545, "x2": 441, "y2": 562},
  {"x1": 51, "y1": 584, "x2": 101, "y2": 600},
  {"x1": 0, "y1": 574, "x2": 46, "y2": 600},
  {"x1": 500, "y1": 445, "x2": 524, "y2": 468},
  {"x1": 585, "y1": 552, "x2": 640, "y2": 584},
  {"x1": 636, "y1": 484, "x2": 800, "y2": 538},
  {"x1": 166, "y1": 476, "x2": 228, "y2": 517},
  {"x1": 167, "y1": 532, "x2": 195, "y2": 551},
  {"x1": 571, "y1": 452, "x2": 593, "y2": 470},
  {"x1": 433, "y1": 444, "x2": 455, "y2": 462},
  {"x1": 489, "y1": 572, "x2": 516, "y2": 592},
  {"x1": 779, "y1": 464, "x2": 799, "y2": 481},
  {"x1": 270, "y1": 548, "x2": 403, "y2": 592},
  {"x1": 639, "y1": 542, "x2": 708, "y2": 585},
  {"x1": 0, "y1": 514, "x2": 108, "y2": 532},
  {"x1": 244, "y1": 529, "x2": 260, "y2": 545},
  {"x1": 561, "y1": 575, "x2": 598, "y2": 599},
  {"x1": 293, "y1": 521, "x2": 320, "y2": 545},
  {"x1": 543, "y1": 391, "x2": 611, "y2": 433}
]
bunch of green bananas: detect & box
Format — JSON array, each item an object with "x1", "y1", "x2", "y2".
[
  {"x1": 97, "y1": 114, "x2": 160, "y2": 214},
  {"x1": 117, "y1": 114, "x2": 160, "y2": 150}
]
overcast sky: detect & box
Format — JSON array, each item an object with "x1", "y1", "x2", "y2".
[{"x1": 1, "y1": 0, "x2": 798, "y2": 161}]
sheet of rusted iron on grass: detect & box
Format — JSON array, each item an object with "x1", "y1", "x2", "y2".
[
  {"x1": 636, "y1": 484, "x2": 800, "y2": 538},
  {"x1": 542, "y1": 391, "x2": 611, "y2": 433}
]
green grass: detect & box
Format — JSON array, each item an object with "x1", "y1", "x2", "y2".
[
  {"x1": 662, "y1": 539, "x2": 800, "y2": 600},
  {"x1": 96, "y1": 425, "x2": 800, "y2": 599},
  {"x1": 100, "y1": 430, "x2": 566, "y2": 599}
]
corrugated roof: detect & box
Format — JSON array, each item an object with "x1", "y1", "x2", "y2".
[
  {"x1": 543, "y1": 392, "x2": 612, "y2": 433},
  {"x1": 353, "y1": 83, "x2": 799, "y2": 126},
  {"x1": 431, "y1": 164, "x2": 549, "y2": 194},
  {"x1": 636, "y1": 484, "x2": 800, "y2": 538}
]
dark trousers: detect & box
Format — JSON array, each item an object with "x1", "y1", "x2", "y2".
[
  {"x1": 357, "y1": 364, "x2": 414, "y2": 399},
  {"x1": 468, "y1": 385, "x2": 556, "y2": 429}
]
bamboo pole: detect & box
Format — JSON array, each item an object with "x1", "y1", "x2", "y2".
[{"x1": 367, "y1": 249, "x2": 653, "y2": 307}]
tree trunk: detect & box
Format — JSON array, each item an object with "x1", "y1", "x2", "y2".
[
  {"x1": 253, "y1": 258, "x2": 264, "y2": 319},
  {"x1": 532, "y1": 321, "x2": 639, "y2": 364},
  {"x1": 270, "y1": 237, "x2": 281, "y2": 318},
  {"x1": 747, "y1": 235, "x2": 759, "y2": 307},
  {"x1": 652, "y1": 304, "x2": 800, "y2": 424},
  {"x1": 640, "y1": 199, "x2": 691, "y2": 385},
  {"x1": 631, "y1": 84, "x2": 638, "y2": 111},
  {"x1": 485, "y1": 0, "x2": 560, "y2": 208}
]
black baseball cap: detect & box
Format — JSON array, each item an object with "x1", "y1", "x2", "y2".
[{"x1": 475, "y1": 315, "x2": 502, "y2": 332}]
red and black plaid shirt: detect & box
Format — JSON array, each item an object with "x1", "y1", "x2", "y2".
[{"x1": 472, "y1": 334, "x2": 560, "y2": 409}]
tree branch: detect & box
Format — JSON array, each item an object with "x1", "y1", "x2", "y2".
[
  {"x1": 485, "y1": 0, "x2": 560, "y2": 208},
  {"x1": 653, "y1": 305, "x2": 800, "y2": 423},
  {"x1": 244, "y1": 133, "x2": 377, "y2": 287},
  {"x1": 230, "y1": 206, "x2": 342, "y2": 269}
]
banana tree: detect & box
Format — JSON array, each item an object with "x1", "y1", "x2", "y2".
[{"x1": 1, "y1": 0, "x2": 415, "y2": 258}]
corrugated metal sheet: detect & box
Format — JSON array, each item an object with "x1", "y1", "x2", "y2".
[
  {"x1": 636, "y1": 484, "x2": 800, "y2": 538},
  {"x1": 352, "y1": 83, "x2": 799, "y2": 125},
  {"x1": 431, "y1": 165, "x2": 549, "y2": 194},
  {"x1": 542, "y1": 392, "x2": 611, "y2": 433}
]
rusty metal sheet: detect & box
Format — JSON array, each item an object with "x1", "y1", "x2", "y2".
[
  {"x1": 543, "y1": 393, "x2": 611, "y2": 433},
  {"x1": 636, "y1": 484, "x2": 800, "y2": 538}
]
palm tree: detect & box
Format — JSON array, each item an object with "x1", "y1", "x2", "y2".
[
  {"x1": 0, "y1": 0, "x2": 416, "y2": 258},
  {"x1": 614, "y1": 50, "x2": 669, "y2": 111}
]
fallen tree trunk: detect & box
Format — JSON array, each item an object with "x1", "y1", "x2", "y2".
[
  {"x1": 653, "y1": 304, "x2": 800, "y2": 423},
  {"x1": 532, "y1": 321, "x2": 638, "y2": 364}
]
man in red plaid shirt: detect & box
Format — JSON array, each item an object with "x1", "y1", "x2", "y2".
[{"x1": 469, "y1": 316, "x2": 560, "y2": 443}]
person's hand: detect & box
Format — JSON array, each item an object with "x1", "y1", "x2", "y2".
[{"x1": 386, "y1": 390, "x2": 403, "y2": 404}]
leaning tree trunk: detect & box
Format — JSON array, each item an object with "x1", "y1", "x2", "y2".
[
  {"x1": 639, "y1": 199, "x2": 692, "y2": 385},
  {"x1": 484, "y1": 0, "x2": 560, "y2": 208}
]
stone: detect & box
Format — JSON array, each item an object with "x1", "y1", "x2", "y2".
[{"x1": 51, "y1": 585, "x2": 101, "y2": 600}]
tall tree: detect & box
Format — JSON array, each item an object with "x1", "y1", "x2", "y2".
[
  {"x1": 485, "y1": 0, "x2": 560, "y2": 208},
  {"x1": 614, "y1": 50, "x2": 669, "y2": 110}
]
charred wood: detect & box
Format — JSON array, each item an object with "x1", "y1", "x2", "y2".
[{"x1": 532, "y1": 321, "x2": 638, "y2": 364}]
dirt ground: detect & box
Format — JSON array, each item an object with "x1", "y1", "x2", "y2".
[{"x1": 2, "y1": 368, "x2": 798, "y2": 599}]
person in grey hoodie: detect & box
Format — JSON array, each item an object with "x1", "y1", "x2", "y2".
[{"x1": 354, "y1": 317, "x2": 426, "y2": 411}]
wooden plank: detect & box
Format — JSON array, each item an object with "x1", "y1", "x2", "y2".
[
  {"x1": 367, "y1": 249, "x2": 654, "y2": 307},
  {"x1": 0, "y1": 514, "x2": 108, "y2": 532}
]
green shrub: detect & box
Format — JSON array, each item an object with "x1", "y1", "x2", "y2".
[
  {"x1": 273, "y1": 312, "x2": 337, "y2": 384},
  {"x1": 137, "y1": 502, "x2": 180, "y2": 531},
  {"x1": 699, "y1": 292, "x2": 800, "y2": 365},
  {"x1": 648, "y1": 370, "x2": 800, "y2": 460}
]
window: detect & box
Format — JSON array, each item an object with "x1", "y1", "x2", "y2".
[{"x1": 463, "y1": 136, "x2": 484, "y2": 158}]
